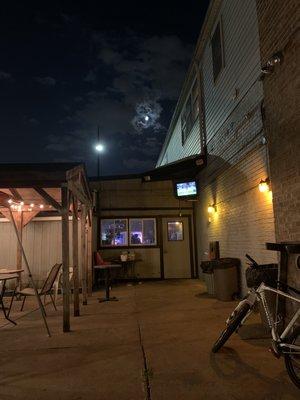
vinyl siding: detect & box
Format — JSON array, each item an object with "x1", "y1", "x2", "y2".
[
  {"x1": 203, "y1": 0, "x2": 262, "y2": 144},
  {"x1": 0, "y1": 218, "x2": 82, "y2": 288},
  {"x1": 160, "y1": 117, "x2": 201, "y2": 166}
]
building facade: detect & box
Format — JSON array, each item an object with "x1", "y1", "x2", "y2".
[
  {"x1": 91, "y1": 177, "x2": 197, "y2": 280},
  {"x1": 156, "y1": 0, "x2": 282, "y2": 292}
]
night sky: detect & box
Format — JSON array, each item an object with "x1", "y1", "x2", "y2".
[{"x1": 0, "y1": 1, "x2": 209, "y2": 176}]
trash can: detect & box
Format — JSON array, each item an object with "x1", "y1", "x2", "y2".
[
  {"x1": 212, "y1": 258, "x2": 240, "y2": 301},
  {"x1": 200, "y1": 261, "x2": 215, "y2": 295}
]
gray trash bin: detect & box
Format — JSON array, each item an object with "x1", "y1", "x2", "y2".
[{"x1": 213, "y1": 258, "x2": 240, "y2": 301}]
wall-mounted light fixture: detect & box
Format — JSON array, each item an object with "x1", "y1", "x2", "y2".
[
  {"x1": 258, "y1": 177, "x2": 270, "y2": 193},
  {"x1": 261, "y1": 51, "x2": 283, "y2": 75},
  {"x1": 207, "y1": 204, "x2": 217, "y2": 214}
]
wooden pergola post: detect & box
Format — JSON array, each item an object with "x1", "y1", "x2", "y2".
[
  {"x1": 16, "y1": 211, "x2": 23, "y2": 289},
  {"x1": 72, "y1": 196, "x2": 80, "y2": 317},
  {"x1": 81, "y1": 205, "x2": 88, "y2": 305},
  {"x1": 87, "y1": 211, "x2": 93, "y2": 296},
  {"x1": 61, "y1": 184, "x2": 70, "y2": 332}
]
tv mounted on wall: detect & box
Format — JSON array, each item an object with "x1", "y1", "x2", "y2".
[{"x1": 174, "y1": 180, "x2": 198, "y2": 199}]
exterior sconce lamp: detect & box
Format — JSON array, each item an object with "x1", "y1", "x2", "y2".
[
  {"x1": 208, "y1": 204, "x2": 217, "y2": 214},
  {"x1": 207, "y1": 204, "x2": 217, "y2": 224},
  {"x1": 258, "y1": 178, "x2": 270, "y2": 193},
  {"x1": 261, "y1": 52, "x2": 283, "y2": 75}
]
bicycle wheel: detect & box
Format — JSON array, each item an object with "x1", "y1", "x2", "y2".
[
  {"x1": 212, "y1": 303, "x2": 250, "y2": 353},
  {"x1": 284, "y1": 327, "x2": 300, "y2": 389}
]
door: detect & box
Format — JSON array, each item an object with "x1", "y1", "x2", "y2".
[{"x1": 162, "y1": 217, "x2": 191, "y2": 278}]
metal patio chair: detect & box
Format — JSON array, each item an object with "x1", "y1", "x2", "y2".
[{"x1": 17, "y1": 263, "x2": 62, "y2": 312}]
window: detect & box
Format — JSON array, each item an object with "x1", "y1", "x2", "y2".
[
  {"x1": 129, "y1": 218, "x2": 156, "y2": 246},
  {"x1": 181, "y1": 78, "x2": 199, "y2": 144},
  {"x1": 167, "y1": 221, "x2": 184, "y2": 241},
  {"x1": 101, "y1": 219, "x2": 128, "y2": 246},
  {"x1": 211, "y1": 21, "x2": 224, "y2": 82},
  {"x1": 100, "y1": 218, "x2": 157, "y2": 247}
]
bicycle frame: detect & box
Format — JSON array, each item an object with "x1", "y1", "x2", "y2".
[{"x1": 257, "y1": 283, "x2": 300, "y2": 354}]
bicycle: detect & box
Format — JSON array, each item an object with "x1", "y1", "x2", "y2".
[{"x1": 212, "y1": 253, "x2": 300, "y2": 389}]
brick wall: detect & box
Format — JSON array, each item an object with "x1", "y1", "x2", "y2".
[
  {"x1": 196, "y1": 145, "x2": 277, "y2": 294},
  {"x1": 256, "y1": 0, "x2": 300, "y2": 288}
]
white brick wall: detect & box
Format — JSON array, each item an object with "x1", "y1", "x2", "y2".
[{"x1": 196, "y1": 145, "x2": 277, "y2": 294}]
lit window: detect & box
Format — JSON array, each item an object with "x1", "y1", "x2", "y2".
[
  {"x1": 100, "y1": 218, "x2": 156, "y2": 247},
  {"x1": 129, "y1": 218, "x2": 157, "y2": 246},
  {"x1": 211, "y1": 20, "x2": 225, "y2": 82},
  {"x1": 101, "y1": 219, "x2": 128, "y2": 246},
  {"x1": 167, "y1": 221, "x2": 184, "y2": 241}
]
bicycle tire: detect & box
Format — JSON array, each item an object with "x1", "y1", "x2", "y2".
[
  {"x1": 284, "y1": 326, "x2": 300, "y2": 389},
  {"x1": 212, "y1": 303, "x2": 250, "y2": 353}
]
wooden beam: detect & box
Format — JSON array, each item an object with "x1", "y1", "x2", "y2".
[
  {"x1": 8, "y1": 207, "x2": 50, "y2": 336},
  {"x1": 72, "y1": 196, "x2": 80, "y2": 317},
  {"x1": 61, "y1": 185, "x2": 70, "y2": 332},
  {"x1": 33, "y1": 187, "x2": 62, "y2": 211},
  {"x1": 68, "y1": 180, "x2": 91, "y2": 208},
  {"x1": 87, "y1": 217, "x2": 93, "y2": 296},
  {"x1": 81, "y1": 205, "x2": 88, "y2": 305},
  {"x1": 8, "y1": 188, "x2": 23, "y2": 202}
]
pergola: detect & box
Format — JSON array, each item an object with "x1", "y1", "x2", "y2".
[{"x1": 0, "y1": 163, "x2": 93, "y2": 334}]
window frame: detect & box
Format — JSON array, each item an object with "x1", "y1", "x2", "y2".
[
  {"x1": 129, "y1": 218, "x2": 157, "y2": 247},
  {"x1": 181, "y1": 77, "x2": 200, "y2": 145},
  {"x1": 100, "y1": 218, "x2": 129, "y2": 247},
  {"x1": 211, "y1": 19, "x2": 225, "y2": 83},
  {"x1": 100, "y1": 217, "x2": 158, "y2": 248},
  {"x1": 167, "y1": 221, "x2": 184, "y2": 241}
]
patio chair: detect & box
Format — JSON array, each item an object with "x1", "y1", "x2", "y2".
[
  {"x1": 17, "y1": 263, "x2": 62, "y2": 312},
  {"x1": 53, "y1": 266, "x2": 74, "y2": 306}
]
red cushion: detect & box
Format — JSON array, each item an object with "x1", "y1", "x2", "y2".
[{"x1": 95, "y1": 252, "x2": 109, "y2": 265}]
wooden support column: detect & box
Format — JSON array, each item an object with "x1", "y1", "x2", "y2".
[
  {"x1": 72, "y1": 197, "x2": 80, "y2": 317},
  {"x1": 16, "y1": 211, "x2": 23, "y2": 289},
  {"x1": 61, "y1": 185, "x2": 70, "y2": 332},
  {"x1": 81, "y1": 205, "x2": 88, "y2": 305},
  {"x1": 87, "y1": 211, "x2": 93, "y2": 296}
]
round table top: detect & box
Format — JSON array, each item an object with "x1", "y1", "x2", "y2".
[{"x1": 0, "y1": 273, "x2": 19, "y2": 281}]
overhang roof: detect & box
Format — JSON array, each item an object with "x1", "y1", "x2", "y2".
[
  {"x1": 0, "y1": 163, "x2": 84, "y2": 187},
  {"x1": 142, "y1": 154, "x2": 206, "y2": 182}
]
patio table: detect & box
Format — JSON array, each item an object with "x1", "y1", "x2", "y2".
[
  {"x1": 0, "y1": 273, "x2": 19, "y2": 325},
  {"x1": 94, "y1": 264, "x2": 122, "y2": 302}
]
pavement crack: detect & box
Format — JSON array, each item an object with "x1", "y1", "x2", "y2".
[{"x1": 133, "y1": 288, "x2": 152, "y2": 400}]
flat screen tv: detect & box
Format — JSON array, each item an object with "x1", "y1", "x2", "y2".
[{"x1": 174, "y1": 180, "x2": 198, "y2": 199}]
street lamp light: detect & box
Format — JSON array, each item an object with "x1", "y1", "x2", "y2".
[
  {"x1": 95, "y1": 143, "x2": 104, "y2": 153},
  {"x1": 95, "y1": 142, "x2": 104, "y2": 178}
]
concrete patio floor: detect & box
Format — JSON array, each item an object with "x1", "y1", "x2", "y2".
[{"x1": 0, "y1": 280, "x2": 299, "y2": 400}]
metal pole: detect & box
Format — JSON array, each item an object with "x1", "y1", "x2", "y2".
[
  {"x1": 8, "y1": 207, "x2": 51, "y2": 337},
  {"x1": 97, "y1": 125, "x2": 100, "y2": 178}
]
